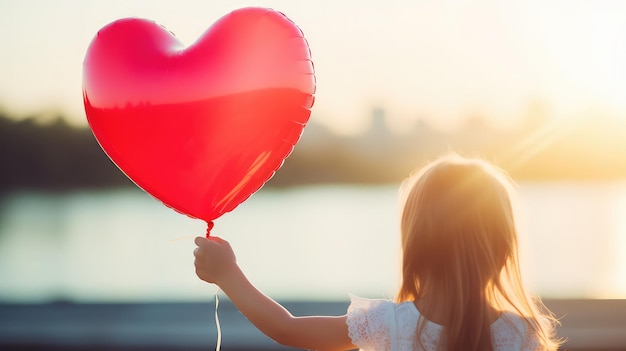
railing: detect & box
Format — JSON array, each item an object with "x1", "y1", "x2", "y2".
[{"x1": 1, "y1": 299, "x2": 624, "y2": 350}]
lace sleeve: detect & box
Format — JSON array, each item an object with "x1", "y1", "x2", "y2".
[
  {"x1": 346, "y1": 294, "x2": 394, "y2": 351},
  {"x1": 521, "y1": 319, "x2": 542, "y2": 351},
  {"x1": 493, "y1": 312, "x2": 542, "y2": 351}
]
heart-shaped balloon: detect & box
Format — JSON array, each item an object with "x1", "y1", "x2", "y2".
[{"x1": 83, "y1": 7, "x2": 315, "y2": 227}]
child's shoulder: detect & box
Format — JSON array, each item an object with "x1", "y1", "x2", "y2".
[
  {"x1": 492, "y1": 311, "x2": 541, "y2": 348},
  {"x1": 347, "y1": 294, "x2": 428, "y2": 321},
  {"x1": 347, "y1": 294, "x2": 396, "y2": 324},
  {"x1": 347, "y1": 294, "x2": 430, "y2": 332},
  {"x1": 495, "y1": 310, "x2": 535, "y2": 330},
  {"x1": 347, "y1": 295, "x2": 416, "y2": 318}
]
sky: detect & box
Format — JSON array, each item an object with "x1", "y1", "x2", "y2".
[{"x1": 1, "y1": 0, "x2": 625, "y2": 134}]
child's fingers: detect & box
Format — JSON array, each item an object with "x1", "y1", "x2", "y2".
[
  {"x1": 195, "y1": 235, "x2": 227, "y2": 247},
  {"x1": 194, "y1": 236, "x2": 207, "y2": 246}
]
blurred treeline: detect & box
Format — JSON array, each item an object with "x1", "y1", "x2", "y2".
[
  {"x1": 1, "y1": 103, "x2": 626, "y2": 195},
  {"x1": 0, "y1": 112, "x2": 133, "y2": 194}
]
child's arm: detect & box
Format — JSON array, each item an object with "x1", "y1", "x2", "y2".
[{"x1": 193, "y1": 236, "x2": 356, "y2": 351}]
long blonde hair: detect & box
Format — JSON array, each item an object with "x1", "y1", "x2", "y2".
[{"x1": 396, "y1": 153, "x2": 560, "y2": 350}]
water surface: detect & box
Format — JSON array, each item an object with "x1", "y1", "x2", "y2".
[{"x1": 0, "y1": 182, "x2": 624, "y2": 302}]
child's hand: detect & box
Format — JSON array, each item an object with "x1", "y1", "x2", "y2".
[{"x1": 193, "y1": 236, "x2": 238, "y2": 285}]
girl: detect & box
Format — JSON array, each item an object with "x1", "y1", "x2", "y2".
[{"x1": 193, "y1": 153, "x2": 561, "y2": 350}]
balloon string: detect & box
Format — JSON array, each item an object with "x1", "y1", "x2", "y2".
[
  {"x1": 207, "y1": 222, "x2": 220, "y2": 351},
  {"x1": 215, "y1": 288, "x2": 222, "y2": 351}
]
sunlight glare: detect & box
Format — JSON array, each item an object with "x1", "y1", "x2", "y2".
[{"x1": 536, "y1": 5, "x2": 626, "y2": 114}]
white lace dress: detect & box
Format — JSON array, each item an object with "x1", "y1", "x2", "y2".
[{"x1": 346, "y1": 295, "x2": 540, "y2": 351}]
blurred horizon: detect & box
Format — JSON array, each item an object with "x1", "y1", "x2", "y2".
[{"x1": 2, "y1": 97, "x2": 626, "y2": 196}]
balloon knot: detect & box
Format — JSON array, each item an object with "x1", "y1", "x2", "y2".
[{"x1": 206, "y1": 221, "x2": 214, "y2": 238}]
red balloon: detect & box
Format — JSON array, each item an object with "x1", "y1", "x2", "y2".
[{"x1": 83, "y1": 7, "x2": 315, "y2": 226}]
